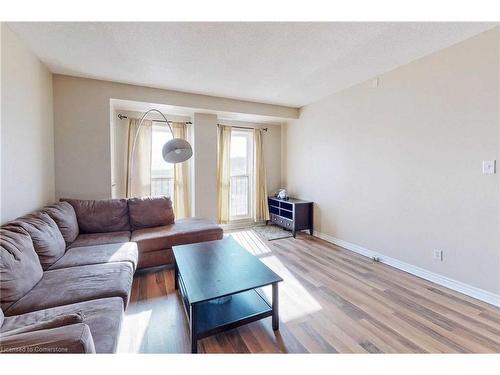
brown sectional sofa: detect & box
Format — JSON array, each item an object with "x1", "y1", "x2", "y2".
[{"x1": 0, "y1": 196, "x2": 223, "y2": 353}]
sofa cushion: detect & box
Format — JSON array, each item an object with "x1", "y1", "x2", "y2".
[
  {"x1": 13, "y1": 212, "x2": 66, "y2": 270},
  {"x1": 0, "y1": 312, "x2": 83, "y2": 338},
  {"x1": 0, "y1": 323, "x2": 96, "y2": 354},
  {"x1": 68, "y1": 231, "x2": 131, "y2": 249},
  {"x1": 49, "y1": 242, "x2": 138, "y2": 271},
  {"x1": 62, "y1": 198, "x2": 130, "y2": 233},
  {"x1": 131, "y1": 217, "x2": 223, "y2": 254},
  {"x1": 4, "y1": 263, "x2": 133, "y2": 316},
  {"x1": 0, "y1": 225, "x2": 43, "y2": 312},
  {"x1": 128, "y1": 196, "x2": 175, "y2": 230},
  {"x1": 0, "y1": 297, "x2": 123, "y2": 353},
  {"x1": 43, "y1": 202, "x2": 79, "y2": 245}
]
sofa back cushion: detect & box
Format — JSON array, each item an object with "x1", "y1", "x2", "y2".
[
  {"x1": 13, "y1": 212, "x2": 66, "y2": 270},
  {"x1": 62, "y1": 198, "x2": 130, "y2": 233},
  {"x1": 0, "y1": 225, "x2": 43, "y2": 312},
  {"x1": 43, "y1": 202, "x2": 79, "y2": 245},
  {"x1": 128, "y1": 196, "x2": 175, "y2": 230}
]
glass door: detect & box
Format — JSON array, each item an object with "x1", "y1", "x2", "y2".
[
  {"x1": 151, "y1": 124, "x2": 174, "y2": 198},
  {"x1": 229, "y1": 129, "x2": 254, "y2": 220}
]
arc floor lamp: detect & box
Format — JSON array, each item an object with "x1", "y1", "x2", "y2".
[{"x1": 128, "y1": 108, "x2": 193, "y2": 190}]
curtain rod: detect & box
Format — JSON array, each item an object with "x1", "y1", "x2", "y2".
[
  {"x1": 117, "y1": 113, "x2": 192, "y2": 125},
  {"x1": 217, "y1": 123, "x2": 268, "y2": 132},
  {"x1": 118, "y1": 114, "x2": 265, "y2": 130}
]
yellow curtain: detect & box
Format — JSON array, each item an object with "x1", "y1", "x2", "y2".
[
  {"x1": 172, "y1": 122, "x2": 191, "y2": 218},
  {"x1": 254, "y1": 128, "x2": 269, "y2": 221},
  {"x1": 217, "y1": 125, "x2": 231, "y2": 224},
  {"x1": 126, "y1": 118, "x2": 152, "y2": 198}
]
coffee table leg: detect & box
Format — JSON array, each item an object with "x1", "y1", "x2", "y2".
[
  {"x1": 272, "y1": 282, "x2": 279, "y2": 331},
  {"x1": 190, "y1": 303, "x2": 198, "y2": 353},
  {"x1": 174, "y1": 260, "x2": 179, "y2": 290}
]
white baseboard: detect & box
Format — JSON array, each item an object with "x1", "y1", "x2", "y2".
[{"x1": 313, "y1": 231, "x2": 500, "y2": 307}]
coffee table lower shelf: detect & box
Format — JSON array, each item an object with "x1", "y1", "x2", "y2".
[
  {"x1": 178, "y1": 275, "x2": 279, "y2": 353},
  {"x1": 196, "y1": 289, "x2": 272, "y2": 339}
]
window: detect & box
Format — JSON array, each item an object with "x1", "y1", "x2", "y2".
[
  {"x1": 230, "y1": 129, "x2": 254, "y2": 220},
  {"x1": 151, "y1": 124, "x2": 174, "y2": 198}
]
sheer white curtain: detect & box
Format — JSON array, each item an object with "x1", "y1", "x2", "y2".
[
  {"x1": 254, "y1": 128, "x2": 269, "y2": 221},
  {"x1": 172, "y1": 122, "x2": 191, "y2": 218},
  {"x1": 217, "y1": 125, "x2": 231, "y2": 224},
  {"x1": 126, "y1": 118, "x2": 152, "y2": 198}
]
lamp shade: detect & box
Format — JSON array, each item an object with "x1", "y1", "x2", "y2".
[{"x1": 162, "y1": 138, "x2": 193, "y2": 163}]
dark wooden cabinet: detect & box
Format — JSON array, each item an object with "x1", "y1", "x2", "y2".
[{"x1": 267, "y1": 197, "x2": 313, "y2": 238}]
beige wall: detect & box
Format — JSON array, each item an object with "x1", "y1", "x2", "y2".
[
  {"x1": 53, "y1": 75, "x2": 295, "y2": 200},
  {"x1": 192, "y1": 113, "x2": 218, "y2": 220},
  {"x1": 53, "y1": 75, "x2": 287, "y2": 222},
  {"x1": 284, "y1": 28, "x2": 500, "y2": 294},
  {"x1": 0, "y1": 24, "x2": 54, "y2": 223}
]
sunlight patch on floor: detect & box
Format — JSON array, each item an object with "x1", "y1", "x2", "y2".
[
  {"x1": 229, "y1": 229, "x2": 272, "y2": 255},
  {"x1": 229, "y1": 229, "x2": 322, "y2": 323},
  {"x1": 258, "y1": 255, "x2": 322, "y2": 323},
  {"x1": 116, "y1": 303, "x2": 152, "y2": 353}
]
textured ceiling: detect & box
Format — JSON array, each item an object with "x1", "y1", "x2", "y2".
[{"x1": 8, "y1": 22, "x2": 497, "y2": 107}]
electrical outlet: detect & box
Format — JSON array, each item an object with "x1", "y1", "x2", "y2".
[
  {"x1": 482, "y1": 160, "x2": 496, "y2": 174},
  {"x1": 433, "y1": 250, "x2": 443, "y2": 261}
]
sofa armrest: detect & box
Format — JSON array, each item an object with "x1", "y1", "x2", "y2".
[{"x1": 0, "y1": 323, "x2": 96, "y2": 354}]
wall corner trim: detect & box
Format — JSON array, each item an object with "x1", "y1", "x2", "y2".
[{"x1": 313, "y1": 231, "x2": 500, "y2": 308}]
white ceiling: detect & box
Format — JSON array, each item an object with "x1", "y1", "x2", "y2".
[{"x1": 8, "y1": 22, "x2": 497, "y2": 107}]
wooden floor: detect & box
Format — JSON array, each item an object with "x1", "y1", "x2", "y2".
[{"x1": 117, "y1": 231, "x2": 500, "y2": 353}]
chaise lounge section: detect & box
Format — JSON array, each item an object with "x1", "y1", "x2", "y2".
[
  {"x1": 0, "y1": 196, "x2": 223, "y2": 353},
  {"x1": 62, "y1": 196, "x2": 223, "y2": 268}
]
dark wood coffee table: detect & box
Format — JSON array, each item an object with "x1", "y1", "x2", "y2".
[{"x1": 173, "y1": 237, "x2": 283, "y2": 353}]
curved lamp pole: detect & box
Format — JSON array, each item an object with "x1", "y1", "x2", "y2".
[{"x1": 128, "y1": 108, "x2": 193, "y2": 195}]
